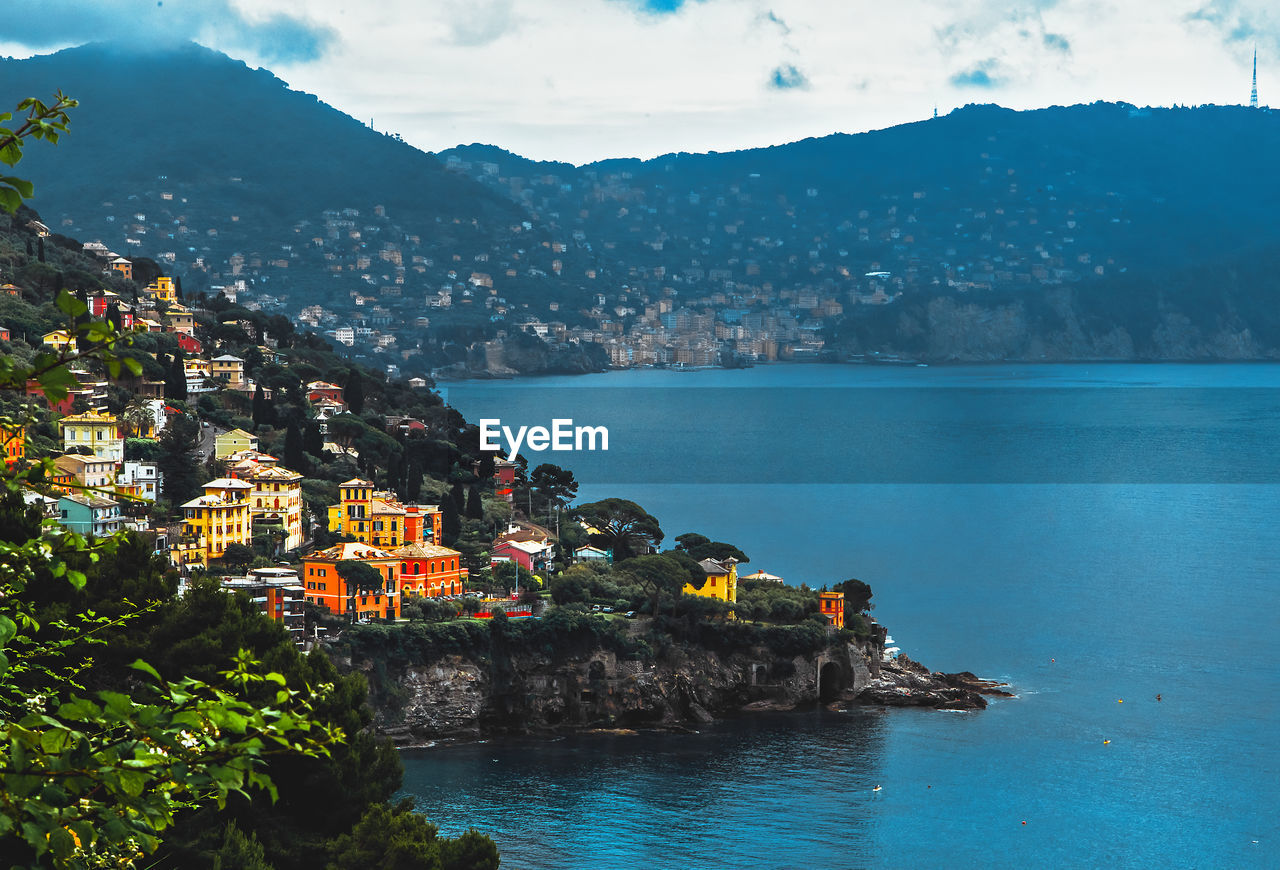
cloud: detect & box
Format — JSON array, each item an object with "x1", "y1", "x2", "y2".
[
  {"x1": 1186, "y1": 0, "x2": 1279, "y2": 49},
  {"x1": 769, "y1": 63, "x2": 810, "y2": 90},
  {"x1": 446, "y1": 0, "x2": 519, "y2": 46},
  {"x1": 4, "y1": 0, "x2": 334, "y2": 63},
  {"x1": 1043, "y1": 32, "x2": 1070, "y2": 53},
  {"x1": 950, "y1": 59, "x2": 1002, "y2": 88},
  {"x1": 759, "y1": 10, "x2": 792, "y2": 36}
]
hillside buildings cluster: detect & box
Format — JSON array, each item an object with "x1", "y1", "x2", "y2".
[{"x1": 49, "y1": 130, "x2": 1139, "y2": 373}]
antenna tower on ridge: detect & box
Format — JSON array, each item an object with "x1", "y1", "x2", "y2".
[{"x1": 1251, "y1": 46, "x2": 1258, "y2": 108}]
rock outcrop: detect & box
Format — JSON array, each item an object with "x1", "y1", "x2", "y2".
[{"x1": 334, "y1": 627, "x2": 1010, "y2": 745}]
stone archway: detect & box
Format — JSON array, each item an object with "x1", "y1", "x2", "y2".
[{"x1": 819, "y1": 661, "x2": 844, "y2": 703}]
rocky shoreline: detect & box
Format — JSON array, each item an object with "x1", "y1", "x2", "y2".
[{"x1": 341, "y1": 629, "x2": 1013, "y2": 747}]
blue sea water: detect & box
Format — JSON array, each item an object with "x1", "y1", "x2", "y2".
[{"x1": 401, "y1": 364, "x2": 1280, "y2": 869}]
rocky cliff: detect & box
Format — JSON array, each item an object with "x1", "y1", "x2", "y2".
[{"x1": 330, "y1": 622, "x2": 1010, "y2": 745}]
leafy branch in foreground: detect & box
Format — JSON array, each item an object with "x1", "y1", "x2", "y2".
[{"x1": 0, "y1": 91, "x2": 77, "y2": 214}]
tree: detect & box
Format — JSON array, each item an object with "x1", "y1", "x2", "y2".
[
  {"x1": 619, "y1": 553, "x2": 699, "y2": 618},
  {"x1": 251, "y1": 383, "x2": 274, "y2": 428},
  {"x1": 530, "y1": 463, "x2": 577, "y2": 525},
  {"x1": 284, "y1": 419, "x2": 306, "y2": 473},
  {"x1": 344, "y1": 370, "x2": 364, "y2": 415},
  {"x1": 465, "y1": 482, "x2": 483, "y2": 520},
  {"x1": 674, "y1": 532, "x2": 749, "y2": 564},
  {"x1": 833, "y1": 578, "x2": 874, "y2": 620},
  {"x1": 36, "y1": 236, "x2": 45, "y2": 262},
  {"x1": 156, "y1": 412, "x2": 202, "y2": 508},
  {"x1": 327, "y1": 800, "x2": 498, "y2": 870},
  {"x1": 217, "y1": 542, "x2": 256, "y2": 573},
  {"x1": 165, "y1": 351, "x2": 188, "y2": 400},
  {"x1": 441, "y1": 496, "x2": 461, "y2": 546},
  {"x1": 575, "y1": 498, "x2": 664, "y2": 562},
  {"x1": 304, "y1": 419, "x2": 325, "y2": 457},
  {"x1": 336, "y1": 560, "x2": 387, "y2": 622}
]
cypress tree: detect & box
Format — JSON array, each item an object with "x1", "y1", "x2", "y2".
[
  {"x1": 344, "y1": 371, "x2": 364, "y2": 415},
  {"x1": 450, "y1": 481, "x2": 465, "y2": 513},
  {"x1": 284, "y1": 420, "x2": 305, "y2": 473},
  {"x1": 166, "y1": 355, "x2": 187, "y2": 401},
  {"x1": 466, "y1": 483, "x2": 483, "y2": 520},
  {"x1": 37, "y1": 237, "x2": 45, "y2": 262},
  {"x1": 405, "y1": 458, "x2": 423, "y2": 502},
  {"x1": 173, "y1": 274, "x2": 184, "y2": 299},
  {"x1": 252, "y1": 385, "x2": 268, "y2": 428},
  {"x1": 303, "y1": 420, "x2": 324, "y2": 456},
  {"x1": 441, "y1": 494, "x2": 461, "y2": 545},
  {"x1": 25, "y1": 239, "x2": 32, "y2": 256}
]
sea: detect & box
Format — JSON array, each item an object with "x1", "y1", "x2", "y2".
[{"x1": 397, "y1": 363, "x2": 1279, "y2": 869}]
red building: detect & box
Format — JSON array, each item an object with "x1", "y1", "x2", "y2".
[
  {"x1": 177, "y1": 333, "x2": 203, "y2": 354},
  {"x1": 493, "y1": 456, "x2": 516, "y2": 503},
  {"x1": 306, "y1": 381, "x2": 345, "y2": 403},
  {"x1": 395, "y1": 542, "x2": 467, "y2": 597}
]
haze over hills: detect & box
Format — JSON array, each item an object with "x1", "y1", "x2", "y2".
[{"x1": 6, "y1": 41, "x2": 1280, "y2": 366}]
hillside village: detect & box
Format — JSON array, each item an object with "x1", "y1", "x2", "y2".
[{"x1": 1, "y1": 207, "x2": 859, "y2": 651}]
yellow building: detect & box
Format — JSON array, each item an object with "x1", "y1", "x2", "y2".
[
  {"x1": 59, "y1": 409, "x2": 123, "y2": 462},
  {"x1": 184, "y1": 358, "x2": 211, "y2": 381},
  {"x1": 214, "y1": 427, "x2": 258, "y2": 460},
  {"x1": 327, "y1": 478, "x2": 441, "y2": 550},
  {"x1": 181, "y1": 478, "x2": 253, "y2": 561},
  {"x1": 683, "y1": 557, "x2": 740, "y2": 607},
  {"x1": 146, "y1": 275, "x2": 178, "y2": 303},
  {"x1": 233, "y1": 457, "x2": 305, "y2": 552},
  {"x1": 41, "y1": 330, "x2": 75, "y2": 352},
  {"x1": 210, "y1": 354, "x2": 245, "y2": 386}
]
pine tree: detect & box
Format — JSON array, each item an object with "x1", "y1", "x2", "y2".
[{"x1": 344, "y1": 371, "x2": 364, "y2": 415}]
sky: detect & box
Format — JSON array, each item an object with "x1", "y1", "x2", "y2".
[{"x1": 3, "y1": 0, "x2": 1276, "y2": 164}]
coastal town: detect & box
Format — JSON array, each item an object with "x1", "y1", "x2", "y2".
[{"x1": 2, "y1": 227, "x2": 871, "y2": 655}]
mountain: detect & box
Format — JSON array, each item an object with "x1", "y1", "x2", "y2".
[
  {"x1": 2, "y1": 43, "x2": 594, "y2": 323},
  {"x1": 442, "y1": 102, "x2": 1280, "y2": 360},
  {"x1": 7, "y1": 40, "x2": 1280, "y2": 363}
]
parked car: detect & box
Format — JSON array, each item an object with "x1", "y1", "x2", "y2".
[{"x1": 591, "y1": 604, "x2": 602, "y2": 612}]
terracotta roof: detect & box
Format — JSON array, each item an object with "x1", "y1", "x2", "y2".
[
  {"x1": 393, "y1": 542, "x2": 462, "y2": 559},
  {"x1": 309, "y1": 542, "x2": 397, "y2": 561}
]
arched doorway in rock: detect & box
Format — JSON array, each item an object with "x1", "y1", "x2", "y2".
[{"x1": 819, "y1": 661, "x2": 843, "y2": 703}]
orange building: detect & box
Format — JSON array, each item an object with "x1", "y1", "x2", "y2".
[
  {"x1": 0, "y1": 424, "x2": 25, "y2": 468},
  {"x1": 394, "y1": 542, "x2": 467, "y2": 597},
  {"x1": 301, "y1": 542, "x2": 402, "y2": 621},
  {"x1": 819, "y1": 591, "x2": 845, "y2": 630}
]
